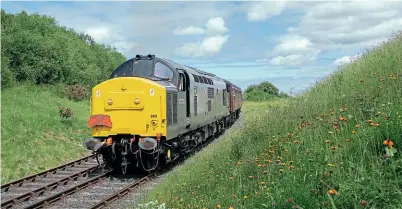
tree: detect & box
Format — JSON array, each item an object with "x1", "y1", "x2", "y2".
[
  {"x1": 1, "y1": 9, "x2": 126, "y2": 88},
  {"x1": 244, "y1": 81, "x2": 289, "y2": 101}
]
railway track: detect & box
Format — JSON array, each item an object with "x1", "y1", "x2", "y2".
[
  {"x1": 0, "y1": 154, "x2": 105, "y2": 209},
  {"x1": 0, "y1": 116, "x2": 239, "y2": 209}
]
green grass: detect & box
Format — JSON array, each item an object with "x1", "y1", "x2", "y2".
[
  {"x1": 141, "y1": 35, "x2": 402, "y2": 208},
  {"x1": 1, "y1": 83, "x2": 90, "y2": 183}
]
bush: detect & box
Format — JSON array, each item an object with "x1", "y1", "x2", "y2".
[
  {"x1": 65, "y1": 84, "x2": 88, "y2": 101},
  {"x1": 244, "y1": 81, "x2": 289, "y2": 101},
  {"x1": 1, "y1": 56, "x2": 15, "y2": 88},
  {"x1": 0, "y1": 9, "x2": 126, "y2": 89}
]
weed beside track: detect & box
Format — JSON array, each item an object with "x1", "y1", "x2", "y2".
[{"x1": 143, "y1": 32, "x2": 402, "y2": 209}]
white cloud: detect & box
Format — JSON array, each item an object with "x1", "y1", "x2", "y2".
[
  {"x1": 262, "y1": 35, "x2": 321, "y2": 66},
  {"x1": 175, "y1": 35, "x2": 229, "y2": 57},
  {"x1": 247, "y1": 1, "x2": 286, "y2": 22},
  {"x1": 206, "y1": 17, "x2": 228, "y2": 35},
  {"x1": 175, "y1": 16, "x2": 229, "y2": 58},
  {"x1": 85, "y1": 27, "x2": 111, "y2": 42},
  {"x1": 333, "y1": 54, "x2": 362, "y2": 66},
  {"x1": 292, "y1": 1, "x2": 402, "y2": 49},
  {"x1": 114, "y1": 41, "x2": 139, "y2": 54},
  {"x1": 270, "y1": 54, "x2": 317, "y2": 67},
  {"x1": 15, "y1": 1, "x2": 238, "y2": 58},
  {"x1": 172, "y1": 26, "x2": 205, "y2": 36},
  {"x1": 258, "y1": 1, "x2": 402, "y2": 67}
]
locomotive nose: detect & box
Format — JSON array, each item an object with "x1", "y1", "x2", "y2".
[{"x1": 89, "y1": 77, "x2": 167, "y2": 138}]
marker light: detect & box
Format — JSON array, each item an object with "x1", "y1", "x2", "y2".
[{"x1": 134, "y1": 98, "x2": 140, "y2": 104}]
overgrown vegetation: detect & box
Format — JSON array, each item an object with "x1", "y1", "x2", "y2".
[
  {"x1": 143, "y1": 33, "x2": 402, "y2": 208},
  {"x1": 244, "y1": 81, "x2": 290, "y2": 101},
  {"x1": 1, "y1": 9, "x2": 127, "y2": 183},
  {"x1": 1, "y1": 84, "x2": 90, "y2": 183},
  {"x1": 0, "y1": 9, "x2": 126, "y2": 95}
]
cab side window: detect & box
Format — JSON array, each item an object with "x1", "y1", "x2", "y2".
[
  {"x1": 154, "y1": 62, "x2": 173, "y2": 80},
  {"x1": 179, "y1": 73, "x2": 185, "y2": 91}
]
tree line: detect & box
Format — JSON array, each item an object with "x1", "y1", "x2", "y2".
[
  {"x1": 243, "y1": 81, "x2": 290, "y2": 101},
  {"x1": 1, "y1": 10, "x2": 126, "y2": 89}
]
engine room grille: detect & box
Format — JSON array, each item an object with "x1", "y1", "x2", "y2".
[
  {"x1": 166, "y1": 92, "x2": 172, "y2": 125},
  {"x1": 207, "y1": 100, "x2": 211, "y2": 112},
  {"x1": 207, "y1": 87, "x2": 214, "y2": 99},
  {"x1": 172, "y1": 92, "x2": 177, "y2": 124},
  {"x1": 194, "y1": 95, "x2": 198, "y2": 116},
  {"x1": 166, "y1": 92, "x2": 178, "y2": 125}
]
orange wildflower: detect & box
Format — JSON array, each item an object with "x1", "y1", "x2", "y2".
[
  {"x1": 328, "y1": 189, "x2": 338, "y2": 195},
  {"x1": 360, "y1": 200, "x2": 368, "y2": 206},
  {"x1": 340, "y1": 117, "x2": 346, "y2": 121},
  {"x1": 384, "y1": 140, "x2": 394, "y2": 147}
]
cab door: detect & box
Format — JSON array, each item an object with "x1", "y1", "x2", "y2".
[{"x1": 177, "y1": 71, "x2": 191, "y2": 133}]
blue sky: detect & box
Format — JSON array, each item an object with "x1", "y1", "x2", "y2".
[{"x1": 2, "y1": 1, "x2": 402, "y2": 94}]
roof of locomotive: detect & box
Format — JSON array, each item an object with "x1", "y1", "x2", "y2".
[
  {"x1": 132, "y1": 55, "x2": 228, "y2": 86},
  {"x1": 162, "y1": 58, "x2": 224, "y2": 82},
  {"x1": 223, "y1": 79, "x2": 242, "y2": 92}
]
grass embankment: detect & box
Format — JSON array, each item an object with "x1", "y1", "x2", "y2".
[
  {"x1": 143, "y1": 36, "x2": 402, "y2": 208},
  {"x1": 1, "y1": 84, "x2": 90, "y2": 183}
]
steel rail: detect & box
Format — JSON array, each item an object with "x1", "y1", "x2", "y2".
[
  {"x1": 1, "y1": 164, "x2": 101, "y2": 209},
  {"x1": 23, "y1": 170, "x2": 113, "y2": 209},
  {"x1": 1, "y1": 154, "x2": 97, "y2": 192},
  {"x1": 89, "y1": 172, "x2": 158, "y2": 209}
]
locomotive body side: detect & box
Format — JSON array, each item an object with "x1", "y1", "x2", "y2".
[{"x1": 84, "y1": 55, "x2": 242, "y2": 174}]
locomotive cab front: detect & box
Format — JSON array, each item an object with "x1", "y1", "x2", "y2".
[{"x1": 84, "y1": 55, "x2": 178, "y2": 173}]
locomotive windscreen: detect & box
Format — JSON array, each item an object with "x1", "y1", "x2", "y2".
[{"x1": 110, "y1": 59, "x2": 154, "y2": 78}]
